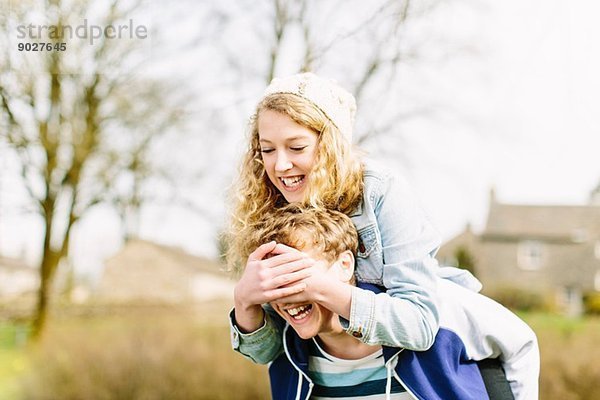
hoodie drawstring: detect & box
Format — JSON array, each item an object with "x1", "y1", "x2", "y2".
[{"x1": 385, "y1": 362, "x2": 393, "y2": 400}]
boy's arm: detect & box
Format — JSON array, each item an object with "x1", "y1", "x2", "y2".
[
  {"x1": 438, "y1": 279, "x2": 540, "y2": 400},
  {"x1": 229, "y1": 304, "x2": 285, "y2": 364}
]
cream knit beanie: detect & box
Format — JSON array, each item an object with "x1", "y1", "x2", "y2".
[{"x1": 263, "y1": 72, "x2": 356, "y2": 142}]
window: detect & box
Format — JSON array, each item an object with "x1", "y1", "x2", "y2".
[
  {"x1": 595, "y1": 241, "x2": 600, "y2": 260},
  {"x1": 559, "y1": 286, "x2": 583, "y2": 317},
  {"x1": 518, "y1": 240, "x2": 544, "y2": 270}
]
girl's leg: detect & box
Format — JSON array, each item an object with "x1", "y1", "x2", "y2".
[{"x1": 477, "y1": 359, "x2": 515, "y2": 400}]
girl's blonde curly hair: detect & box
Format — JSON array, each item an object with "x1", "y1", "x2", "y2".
[{"x1": 225, "y1": 93, "x2": 364, "y2": 273}]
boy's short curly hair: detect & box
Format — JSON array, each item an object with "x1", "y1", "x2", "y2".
[{"x1": 248, "y1": 204, "x2": 358, "y2": 263}]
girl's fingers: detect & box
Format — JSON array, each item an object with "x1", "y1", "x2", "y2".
[
  {"x1": 267, "y1": 283, "x2": 306, "y2": 301},
  {"x1": 271, "y1": 268, "x2": 312, "y2": 288},
  {"x1": 270, "y1": 243, "x2": 302, "y2": 255},
  {"x1": 270, "y1": 258, "x2": 314, "y2": 277},
  {"x1": 273, "y1": 291, "x2": 306, "y2": 305},
  {"x1": 248, "y1": 241, "x2": 277, "y2": 261},
  {"x1": 262, "y1": 250, "x2": 306, "y2": 268}
]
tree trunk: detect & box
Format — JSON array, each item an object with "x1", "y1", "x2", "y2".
[{"x1": 31, "y1": 229, "x2": 60, "y2": 339}]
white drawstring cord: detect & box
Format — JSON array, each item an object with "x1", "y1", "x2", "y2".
[
  {"x1": 385, "y1": 362, "x2": 393, "y2": 400},
  {"x1": 295, "y1": 374, "x2": 302, "y2": 400}
]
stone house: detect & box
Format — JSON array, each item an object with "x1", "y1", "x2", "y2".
[
  {"x1": 95, "y1": 239, "x2": 235, "y2": 304},
  {"x1": 438, "y1": 188, "x2": 600, "y2": 316}
]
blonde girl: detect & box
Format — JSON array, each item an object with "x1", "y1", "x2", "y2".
[{"x1": 228, "y1": 72, "x2": 449, "y2": 357}]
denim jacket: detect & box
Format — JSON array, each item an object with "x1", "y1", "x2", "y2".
[
  {"x1": 346, "y1": 161, "x2": 441, "y2": 349},
  {"x1": 231, "y1": 161, "x2": 476, "y2": 363}
]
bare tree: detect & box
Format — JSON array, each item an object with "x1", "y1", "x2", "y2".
[
  {"x1": 0, "y1": 1, "x2": 475, "y2": 339},
  {"x1": 0, "y1": 0, "x2": 187, "y2": 337},
  {"x1": 168, "y1": 0, "x2": 454, "y2": 263},
  {"x1": 200, "y1": 0, "x2": 449, "y2": 151}
]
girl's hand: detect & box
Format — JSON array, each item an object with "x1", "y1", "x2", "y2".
[
  {"x1": 272, "y1": 260, "x2": 354, "y2": 321},
  {"x1": 233, "y1": 241, "x2": 314, "y2": 332},
  {"x1": 270, "y1": 264, "x2": 331, "y2": 305}
]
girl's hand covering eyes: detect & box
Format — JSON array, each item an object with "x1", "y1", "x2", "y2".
[{"x1": 233, "y1": 241, "x2": 315, "y2": 332}]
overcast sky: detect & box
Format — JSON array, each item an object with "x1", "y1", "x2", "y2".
[
  {"x1": 1, "y1": 0, "x2": 599, "y2": 279},
  {"x1": 404, "y1": 0, "x2": 600, "y2": 241}
]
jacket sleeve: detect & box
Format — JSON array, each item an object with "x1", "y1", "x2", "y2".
[
  {"x1": 229, "y1": 304, "x2": 285, "y2": 364},
  {"x1": 347, "y1": 169, "x2": 441, "y2": 350},
  {"x1": 438, "y1": 279, "x2": 540, "y2": 400}
]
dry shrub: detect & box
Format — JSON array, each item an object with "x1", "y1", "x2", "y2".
[
  {"x1": 485, "y1": 287, "x2": 556, "y2": 313},
  {"x1": 530, "y1": 315, "x2": 600, "y2": 400},
  {"x1": 20, "y1": 311, "x2": 270, "y2": 400},
  {"x1": 19, "y1": 307, "x2": 599, "y2": 400},
  {"x1": 583, "y1": 292, "x2": 600, "y2": 315}
]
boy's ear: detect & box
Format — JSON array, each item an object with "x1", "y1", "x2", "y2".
[{"x1": 336, "y1": 250, "x2": 355, "y2": 283}]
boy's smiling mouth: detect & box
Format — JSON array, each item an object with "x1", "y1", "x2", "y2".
[{"x1": 285, "y1": 304, "x2": 313, "y2": 321}]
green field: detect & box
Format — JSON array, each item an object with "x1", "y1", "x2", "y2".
[
  {"x1": 0, "y1": 306, "x2": 598, "y2": 400},
  {"x1": 0, "y1": 322, "x2": 30, "y2": 400}
]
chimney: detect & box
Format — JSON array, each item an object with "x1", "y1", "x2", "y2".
[
  {"x1": 489, "y1": 186, "x2": 497, "y2": 206},
  {"x1": 590, "y1": 180, "x2": 600, "y2": 205}
]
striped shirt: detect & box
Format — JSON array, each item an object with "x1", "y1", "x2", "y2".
[{"x1": 307, "y1": 339, "x2": 413, "y2": 399}]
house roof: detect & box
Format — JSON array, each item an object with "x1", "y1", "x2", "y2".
[
  {"x1": 97, "y1": 239, "x2": 234, "y2": 304},
  {"x1": 484, "y1": 203, "x2": 600, "y2": 241},
  {"x1": 439, "y1": 195, "x2": 600, "y2": 296},
  {"x1": 436, "y1": 225, "x2": 478, "y2": 261},
  {"x1": 103, "y1": 239, "x2": 228, "y2": 277},
  {"x1": 0, "y1": 256, "x2": 34, "y2": 272}
]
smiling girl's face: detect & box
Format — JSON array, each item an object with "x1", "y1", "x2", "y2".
[{"x1": 258, "y1": 109, "x2": 319, "y2": 203}]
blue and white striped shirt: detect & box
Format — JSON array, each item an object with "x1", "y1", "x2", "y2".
[{"x1": 307, "y1": 339, "x2": 413, "y2": 399}]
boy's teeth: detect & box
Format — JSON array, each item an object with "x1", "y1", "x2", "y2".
[
  {"x1": 286, "y1": 305, "x2": 311, "y2": 319},
  {"x1": 287, "y1": 305, "x2": 306, "y2": 315}
]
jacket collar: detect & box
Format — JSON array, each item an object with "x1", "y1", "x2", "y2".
[{"x1": 349, "y1": 200, "x2": 363, "y2": 217}]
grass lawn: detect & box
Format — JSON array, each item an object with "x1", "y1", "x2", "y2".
[
  {"x1": 0, "y1": 322, "x2": 30, "y2": 400},
  {"x1": 520, "y1": 311, "x2": 600, "y2": 332},
  {"x1": 0, "y1": 348, "x2": 26, "y2": 400}
]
